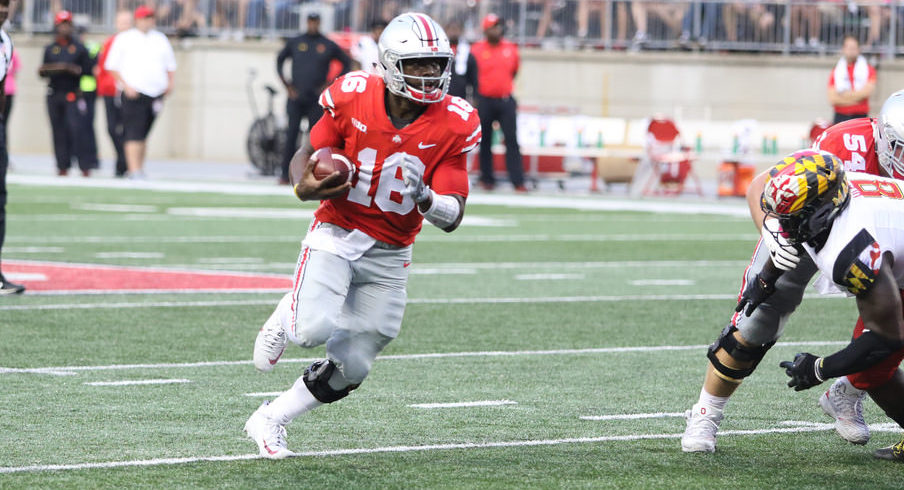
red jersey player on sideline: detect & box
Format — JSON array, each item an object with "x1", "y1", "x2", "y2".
[
  {"x1": 682, "y1": 91, "x2": 904, "y2": 461},
  {"x1": 242, "y1": 12, "x2": 481, "y2": 459}
]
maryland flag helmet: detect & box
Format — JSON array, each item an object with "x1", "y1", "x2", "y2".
[{"x1": 761, "y1": 150, "x2": 850, "y2": 245}]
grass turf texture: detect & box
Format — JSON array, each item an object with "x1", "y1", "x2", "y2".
[{"x1": 1, "y1": 183, "x2": 901, "y2": 488}]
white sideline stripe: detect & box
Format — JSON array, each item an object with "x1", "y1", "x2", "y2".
[
  {"x1": 93, "y1": 252, "x2": 166, "y2": 259},
  {"x1": 413, "y1": 260, "x2": 748, "y2": 270},
  {"x1": 84, "y1": 379, "x2": 191, "y2": 386},
  {"x1": 243, "y1": 391, "x2": 284, "y2": 397},
  {"x1": 5, "y1": 273, "x2": 47, "y2": 281},
  {"x1": 72, "y1": 203, "x2": 159, "y2": 213},
  {"x1": 515, "y1": 273, "x2": 584, "y2": 281},
  {"x1": 0, "y1": 292, "x2": 827, "y2": 310},
  {"x1": 630, "y1": 279, "x2": 695, "y2": 286},
  {"x1": 3, "y1": 247, "x2": 65, "y2": 253},
  {"x1": 6, "y1": 233, "x2": 758, "y2": 244},
  {"x1": 3, "y1": 423, "x2": 891, "y2": 474},
  {"x1": 409, "y1": 400, "x2": 518, "y2": 409},
  {"x1": 197, "y1": 257, "x2": 265, "y2": 264},
  {"x1": 580, "y1": 412, "x2": 685, "y2": 421},
  {"x1": 0, "y1": 341, "x2": 848, "y2": 376}
]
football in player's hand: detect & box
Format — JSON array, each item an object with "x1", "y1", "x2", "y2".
[{"x1": 311, "y1": 147, "x2": 355, "y2": 183}]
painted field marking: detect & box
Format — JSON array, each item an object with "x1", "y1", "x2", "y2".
[
  {"x1": 580, "y1": 412, "x2": 685, "y2": 421},
  {"x1": 3, "y1": 247, "x2": 64, "y2": 253},
  {"x1": 5, "y1": 273, "x2": 47, "y2": 281},
  {"x1": 0, "y1": 340, "x2": 848, "y2": 376},
  {"x1": 84, "y1": 379, "x2": 191, "y2": 387},
  {"x1": 2, "y1": 421, "x2": 897, "y2": 474},
  {"x1": 515, "y1": 273, "x2": 585, "y2": 281},
  {"x1": 243, "y1": 392, "x2": 284, "y2": 397},
  {"x1": 412, "y1": 260, "x2": 748, "y2": 270},
  {"x1": 630, "y1": 279, "x2": 695, "y2": 286},
  {"x1": 167, "y1": 208, "x2": 314, "y2": 219},
  {"x1": 409, "y1": 268, "x2": 478, "y2": 275},
  {"x1": 197, "y1": 257, "x2": 265, "y2": 264},
  {"x1": 93, "y1": 252, "x2": 166, "y2": 259},
  {"x1": 73, "y1": 203, "x2": 159, "y2": 213},
  {"x1": 409, "y1": 400, "x2": 518, "y2": 409}
]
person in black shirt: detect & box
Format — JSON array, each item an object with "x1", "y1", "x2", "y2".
[
  {"x1": 0, "y1": 0, "x2": 23, "y2": 294},
  {"x1": 275, "y1": 12, "x2": 350, "y2": 185},
  {"x1": 445, "y1": 21, "x2": 478, "y2": 103},
  {"x1": 38, "y1": 11, "x2": 93, "y2": 177}
]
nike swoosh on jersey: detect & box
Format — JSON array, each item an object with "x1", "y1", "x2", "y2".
[{"x1": 418, "y1": 142, "x2": 437, "y2": 149}]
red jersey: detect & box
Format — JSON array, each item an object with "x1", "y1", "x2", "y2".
[
  {"x1": 812, "y1": 118, "x2": 883, "y2": 176},
  {"x1": 96, "y1": 34, "x2": 119, "y2": 97},
  {"x1": 828, "y1": 62, "x2": 876, "y2": 115},
  {"x1": 310, "y1": 71, "x2": 481, "y2": 246},
  {"x1": 470, "y1": 39, "x2": 519, "y2": 98}
]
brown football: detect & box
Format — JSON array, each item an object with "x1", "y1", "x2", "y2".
[{"x1": 311, "y1": 147, "x2": 355, "y2": 183}]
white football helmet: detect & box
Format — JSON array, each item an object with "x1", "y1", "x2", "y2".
[
  {"x1": 875, "y1": 90, "x2": 904, "y2": 179},
  {"x1": 378, "y1": 12, "x2": 452, "y2": 104}
]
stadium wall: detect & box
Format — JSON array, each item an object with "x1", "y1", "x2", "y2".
[{"x1": 10, "y1": 37, "x2": 904, "y2": 166}]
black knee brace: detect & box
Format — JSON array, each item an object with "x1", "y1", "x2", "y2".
[
  {"x1": 707, "y1": 324, "x2": 775, "y2": 381},
  {"x1": 303, "y1": 359, "x2": 360, "y2": 403}
]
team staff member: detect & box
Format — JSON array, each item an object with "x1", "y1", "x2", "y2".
[
  {"x1": 96, "y1": 10, "x2": 132, "y2": 177},
  {"x1": 104, "y1": 5, "x2": 176, "y2": 180},
  {"x1": 828, "y1": 35, "x2": 876, "y2": 124},
  {"x1": 276, "y1": 12, "x2": 350, "y2": 185},
  {"x1": 38, "y1": 10, "x2": 94, "y2": 177},
  {"x1": 471, "y1": 13, "x2": 526, "y2": 192},
  {"x1": 0, "y1": 0, "x2": 23, "y2": 294},
  {"x1": 78, "y1": 29, "x2": 100, "y2": 175}
]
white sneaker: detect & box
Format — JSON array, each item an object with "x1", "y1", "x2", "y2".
[
  {"x1": 244, "y1": 401, "x2": 294, "y2": 459},
  {"x1": 253, "y1": 313, "x2": 288, "y2": 373},
  {"x1": 681, "y1": 403, "x2": 723, "y2": 453},
  {"x1": 819, "y1": 377, "x2": 869, "y2": 445}
]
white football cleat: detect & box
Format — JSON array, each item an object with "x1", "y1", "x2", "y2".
[
  {"x1": 681, "y1": 403, "x2": 723, "y2": 453},
  {"x1": 244, "y1": 401, "x2": 294, "y2": 459},
  {"x1": 819, "y1": 377, "x2": 869, "y2": 445},
  {"x1": 253, "y1": 313, "x2": 288, "y2": 373}
]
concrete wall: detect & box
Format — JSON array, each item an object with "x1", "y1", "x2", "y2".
[{"x1": 11, "y1": 35, "x2": 904, "y2": 163}]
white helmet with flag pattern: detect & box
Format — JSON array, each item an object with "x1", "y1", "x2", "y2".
[
  {"x1": 875, "y1": 90, "x2": 904, "y2": 179},
  {"x1": 378, "y1": 12, "x2": 453, "y2": 104}
]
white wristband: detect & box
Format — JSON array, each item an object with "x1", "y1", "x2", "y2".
[
  {"x1": 814, "y1": 357, "x2": 825, "y2": 383},
  {"x1": 421, "y1": 191, "x2": 461, "y2": 229}
]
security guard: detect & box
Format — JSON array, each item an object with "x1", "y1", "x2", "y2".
[
  {"x1": 38, "y1": 11, "x2": 93, "y2": 176},
  {"x1": 276, "y1": 12, "x2": 350, "y2": 185}
]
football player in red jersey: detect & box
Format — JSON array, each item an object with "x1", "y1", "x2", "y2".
[
  {"x1": 682, "y1": 91, "x2": 904, "y2": 458},
  {"x1": 243, "y1": 12, "x2": 481, "y2": 459}
]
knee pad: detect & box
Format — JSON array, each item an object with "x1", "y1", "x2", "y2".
[
  {"x1": 707, "y1": 324, "x2": 775, "y2": 382},
  {"x1": 303, "y1": 359, "x2": 359, "y2": 404}
]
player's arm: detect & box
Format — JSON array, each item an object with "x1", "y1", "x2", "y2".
[
  {"x1": 290, "y1": 100, "x2": 350, "y2": 201},
  {"x1": 401, "y1": 153, "x2": 468, "y2": 233},
  {"x1": 781, "y1": 255, "x2": 904, "y2": 390}
]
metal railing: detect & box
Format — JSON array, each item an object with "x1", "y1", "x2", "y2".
[{"x1": 10, "y1": 0, "x2": 904, "y2": 56}]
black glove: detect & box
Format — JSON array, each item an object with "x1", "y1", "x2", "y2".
[
  {"x1": 735, "y1": 272, "x2": 777, "y2": 317},
  {"x1": 779, "y1": 352, "x2": 825, "y2": 391}
]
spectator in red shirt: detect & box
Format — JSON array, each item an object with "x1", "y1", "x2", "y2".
[
  {"x1": 471, "y1": 13, "x2": 526, "y2": 192},
  {"x1": 96, "y1": 10, "x2": 132, "y2": 177},
  {"x1": 828, "y1": 35, "x2": 877, "y2": 124}
]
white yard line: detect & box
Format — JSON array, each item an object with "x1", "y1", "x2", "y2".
[
  {"x1": 515, "y1": 274, "x2": 585, "y2": 281},
  {"x1": 411, "y1": 260, "x2": 749, "y2": 269},
  {"x1": 84, "y1": 379, "x2": 191, "y2": 386},
  {"x1": 580, "y1": 412, "x2": 686, "y2": 421},
  {"x1": 409, "y1": 400, "x2": 518, "y2": 409},
  {"x1": 0, "y1": 341, "x2": 848, "y2": 376},
  {"x1": 243, "y1": 392, "x2": 284, "y2": 397},
  {"x1": 2, "y1": 422, "x2": 893, "y2": 475},
  {"x1": 630, "y1": 280, "x2": 695, "y2": 286},
  {"x1": 93, "y1": 252, "x2": 166, "y2": 259}
]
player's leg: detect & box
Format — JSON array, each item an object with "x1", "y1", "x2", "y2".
[
  {"x1": 48, "y1": 95, "x2": 71, "y2": 174},
  {"x1": 819, "y1": 317, "x2": 871, "y2": 444},
  {"x1": 682, "y1": 240, "x2": 816, "y2": 452},
  {"x1": 870, "y1": 371, "x2": 904, "y2": 461}
]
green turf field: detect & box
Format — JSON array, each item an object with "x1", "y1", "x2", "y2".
[{"x1": 1, "y1": 182, "x2": 901, "y2": 488}]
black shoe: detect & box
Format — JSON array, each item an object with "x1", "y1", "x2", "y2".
[
  {"x1": 874, "y1": 435, "x2": 904, "y2": 461},
  {"x1": 0, "y1": 278, "x2": 25, "y2": 295}
]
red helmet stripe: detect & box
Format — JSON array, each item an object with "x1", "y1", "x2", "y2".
[{"x1": 413, "y1": 13, "x2": 435, "y2": 47}]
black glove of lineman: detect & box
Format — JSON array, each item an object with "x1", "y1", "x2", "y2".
[
  {"x1": 779, "y1": 352, "x2": 825, "y2": 391},
  {"x1": 734, "y1": 272, "x2": 776, "y2": 317}
]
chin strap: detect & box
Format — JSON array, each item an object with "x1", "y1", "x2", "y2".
[{"x1": 421, "y1": 190, "x2": 460, "y2": 229}]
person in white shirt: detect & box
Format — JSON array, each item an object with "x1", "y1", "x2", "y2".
[
  {"x1": 351, "y1": 20, "x2": 385, "y2": 75},
  {"x1": 104, "y1": 5, "x2": 176, "y2": 179}
]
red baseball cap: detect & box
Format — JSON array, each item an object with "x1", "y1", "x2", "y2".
[
  {"x1": 482, "y1": 13, "x2": 501, "y2": 31},
  {"x1": 134, "y1": 5, "x2": 155, "y2": 19},
  {"x1": 54, "y1": 10, "x2": 73, "y2": 25}
]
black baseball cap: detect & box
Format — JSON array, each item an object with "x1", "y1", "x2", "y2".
[{"x1": 307, "y1": 12, "x2": 320, "y2": 20}]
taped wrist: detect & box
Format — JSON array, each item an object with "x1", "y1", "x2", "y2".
[
  {"x1": 421, "y1": 191, "x2": 460, "y2": 229},
  {"x1": 820, "y1": 331, "x2": 904, "y2": 379}
]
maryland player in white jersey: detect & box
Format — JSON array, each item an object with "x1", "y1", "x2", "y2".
[
  {"x1": 243, "y1": 12, "x2": 481, "y2": 459},
  {"x1": 682, "y1": 91, "x2": 904, "y2": 456}
]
